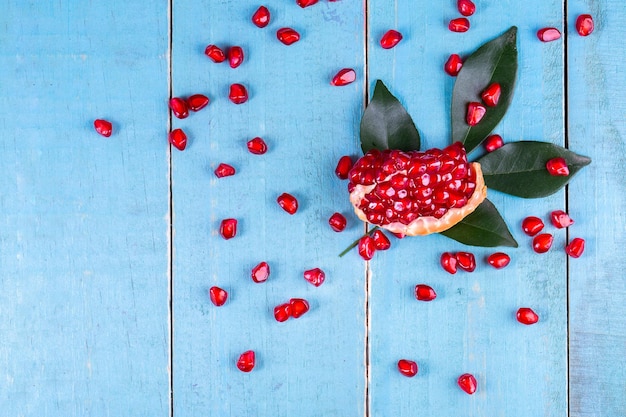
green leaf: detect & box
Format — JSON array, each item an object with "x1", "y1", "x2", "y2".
[
  {"x1": 451, "y1": 26, "x2": 518, "y2": 153},
  {"x1": 360, "y1": 80, "x2": 420, "y2": 153},
  {"x1": 440, "y1": 199, "x2": 518, "y2": 247},
  {"x1": 477, "y1": 141, "x2": 592, "y2": 198}
]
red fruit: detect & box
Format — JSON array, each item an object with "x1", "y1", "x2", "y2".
[
  {"x1": 516, "y1": 307, "x2": 539, "y2": 325},
  {"x1": 335, "y1": 155, "x2": 354, "y2": 179},
  {"x1": 277, "y1": 193, "x2": 298, "y2": 214},
  {"x1": 414, "y1": 284, "x2": 437, "y2": 301},
  {"x1": 331, "y1": 68, "x2": 356, "y2": 86},
  {"x1": 289, "y1": 298, "x2": 309, "y2": 318},
  {"x1": 252, "y1": 6, "x2": 270, "y2": 28},
  {"x1": 205, "y1": 44, "x2": 226, "y2": 62},
  {"x1": 380, "y1": 29, "x2": 403, "y2": 49},
  {"x1": 546, "y1": 157, "x2": 569, "y2": 176},
  {"x1": 358, "y1": 236, "x2": 376, "y2": 260},
  {"x1": 444, "y1": 54, "x2": 463, "y2": 76},
  {"x1": 441, "y1": 252, "x2": 458, "y2": 274},
  {"x1": 481, "y1": 83, "x2": 501, "y2": 107},
  {"x1": 576, "y1": 14, "x2": 594, "y2": 37},
  {"x1": 229, "y1": 83, "x2": 248, "y2": 104},
  {"x1": 186, "y1": 94, "x2": 210, "y2": 111},
  {"x1": 251, "y1": 261, "x2": 270, "y2": 283},
  {"x1": 550, "y1": 210, "x2": 574, "y2": 228},
  {"x1": 522, "y1": 216, "x2": 544, "y2": 236},
  {"x1": 219, "y1": 218, "x2": 237, "y2": 240},
  {"x1": 228, "y1": 46, "x2": 244, "y2": 69},
  {"x1": 237, "y1": 350, "x2": 255, "y2": 372},
  {"x1": 533, "y1": 233, "x2": 554, "y2": 253},
  {"x1": 457, "y1": 373, "x2": 477, "y2": 394},
  {"x1": 537, "y1": 27, "x2": 561, "y2": 42},
  {"x1": 566, "y1": 238, "x2": 585, "y2": 258},
  {"x1": 483, "y1": 134, "x2": 504, "y2": 152},
  {"x1": 303, "y1": 268, "x2": 325, "y2": 287},
  {"x1": 274, "y1": 303, "x2": 291, "y2": 322},
  {"x1": 466, "y1": 102, "x2": 486, "y2": 126},
  {"x1": 169, "y1": 128, "x2": 187, "y2": 151},
  {"x1": 456, "y1": 251, "x2": 476, "y2": 272},
  {"x1": 487, "y1": 252, "x2": 510, "y2": 269},
  {"x1": 297, "y1": 0, "x2": 318, "y2": 7},
  {"x1": 328, "y1": 212, "x2": 347, "y2": 232},
  {"x1": 209, "y1": 286, "x2": 228, "y2": 306},
  {"x1": 247, "y1": 137, "x2": 268, "y2": 155},
  {"x1": 449, "y1": 18, "x2": 470, "y2": 33},
  {"x1": 169, "y1": 97, "x2": 189, "y2": 119},
  {"x1": 372, "y1": 230, "x2": 391, "y2": 250},
  {"x1": 214, "y1": 163, "x2": 236, "y2": 178},
  {"x1": 94, "y1": 119, "x2": 112, "y2": 137},
  {"x1": 457, "y1": 0, "x2": 476, "y2": 16},
  {"x1": 277, "y1": 28, "x2": 300, "y2": 45},
  {"x1": 397, "y1": 359, "x2": 418, "y2": 377}
]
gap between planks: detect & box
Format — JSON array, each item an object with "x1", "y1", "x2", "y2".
[{"x1": 167, "y1": 0, "x2": 174, "y2": 416}]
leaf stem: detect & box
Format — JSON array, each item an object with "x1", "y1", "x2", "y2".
[{"x1": 338, "y1": 226, "x2": 379, "y2": 257}]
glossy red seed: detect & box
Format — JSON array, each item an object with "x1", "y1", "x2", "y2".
[
  {"x1": 414, "y1": 284, "x2": 437, "y2": 301},
  {"x1": 247, "y1": 137, "x2": 267, "y2": 155},
  {"x1": 537, "y1": 27, "x2": 561, "y2": 42},
  {"x1": 335, "y1": 155, "x2": 354, "y2": 179},
  {"x1": 214, "y1": 163, "x2": 236, "y2": 178},
  {"x1": 449, "y1": 18, "x2": 470, "y2": 33},
  {"x1": 169, "y1": 97, "x2": 189, "y2": 119},
  {"x1": 441, "y1": 252, "x2": 458, "y2": 274},
  {"x1": 516, "y1": 307, "x2": 539, "y2": 325},
  {"x1": 277, "y1": 28, "x2": 300, "y2": 45},
  {"x1": 331, "y1": 68, "x2": 356, "y2": 86},
  {"x1": 228, "y1": 46, "x2": 244, "y2": 69},
  {"x1": 487, "y1": 252, "x2": 510, "y2": 269},
  {"x1": 456, "y1": 251, "x2": 476, "y2": 272},
  {"x1": 397, "y1": 359, "x2": 418, "y2": 377},
  {"x1": 229, "y1": 83, "x2": 248, "y2": 104},
  {"x1": 481, "y1": 83, "x2": 501, "y2": 107},
  {"x1": 289, "y1": 298, "x2": 310, "y2": 318},
  {"x1": 380, "y1": 29, "x2": 403, "y2": 49},
  {"x1": 391, "y1": 232, "x2": 405, "y2": 239},
  {"x1": 566, "y1": 238, "x2": 585, "y2": 258},
  {"x1": 252, "y1": 6, "x2": 270, "y2": 28},
  {"x1": 458, "y1": 373, "x2": 477, "y2": 394},
  {"x1": 205, "y1": 44, "x2": 226, "y2": 62},
  {"x1": 466, "y1": 102, "x2": 486, "y2": 126},
  {"x1": 533, "y1": 233, "x2": 554, "y2": 253},
  {"x1": 576, "y1": 14, "x2": 594, "y2": 36},
  {"x1": 444, "y1": 54, "x2": 463, "y2": 76},
  {"x1": 251, "y1": 261, "x2": 270, "y2": 283},
  {"x1": 237, "y1": 350, "x2": 255, "y2": 372},
  {"x1": 522, "y1": 216, "x2": 544, "y2": 236},
  {"x1": 277, "y1": 193, "x2": 298, "y2": 214},
  {"x1": 358, "y1": 236, "x2": 376, "y2": 260},
  {"x1": 372, "y1": 230, "x2": 391, "y2": 250},
  {"x1": 546, "y1": 157, "x2": 569, "y2": 176},
  {"x1": 209, "y1": 286, "x2": 228, "y2": 306},
  {"x1": 186, "y1": 94, "x2": 209, "y2": 111},
  {"x1": 219, "y1": 218, "x2": 237, "y2": 240},
  {"x1": 457, "y1": 0, "x2": 476, "y2": 16},
  {"x1": 328, "y1": 212, "x2": 347, "y2": 232},
  {"x1": 297, "y1": 0, "x2": 318, "y2": 7},
  {"x1": 303, "y1": 268, "x2": 325, "y2": 287},
  {"x1": 169, "y1": 128, "x2": 187, "y2": 151},
  {"x1": 483, "y1": 134, "x2": 504, "y2": 152},
  {"x1": 550, "y1": 210, "x2": 574, "y2": 228},
  {"x1": 94, "y1": 119, "x2": 112, "y2": 137},
  {"x1": 274, "y1": 303, "x2": 291, "y2": 322}
]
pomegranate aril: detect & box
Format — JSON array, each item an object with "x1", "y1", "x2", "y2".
[
  {"x1": 487, "y1": 252, "x2": 510, "y2": 269},
  {"x1": 522, "y1": 216, "x2": 544, "y2": 236},
  {"x1": 169, "y1": 97, "x2": 189, "y2": 119},
  {"x1": 397, "y1": 359, "x2": 418, "y2": 377},
  {"x1": 252, "y1": 6, "x2": 270, "y2": 28},
  {"x1": 277, "y1": 28, "x2": 300, "y2": 45},
  {"x1": 358, "y1": 236, "x2": 376, "y2": 260},
  {"x1": 550, "y1": 210, "x2": 574, "y2": 228},
  {"x1": 449, "y1": 18, "x2": 470, "y2": 33},
  {"x1": 456, "y1": 251, "x2": 476, "y2": 272},
  {"x1": 219, "y1": 218, "x2": 237, "y2": 240},
  {"x1": 229, "y1": 83, "x2": 248, "y2": 104},
  {"x1": 274, "y1": 303, "x2": 291, "y2": 322},
  {"x1": 289, "y1": 298, "x2": 310, "y2": 318},
  {"x1": 466, "y1": 102, "x2": 486, "y2": 126},
  {"x1": 303, "y1": 268, "x2": 325, "y2": 287},
  {"x1": 566, "y1": 238, "x2": 585, "y2": 258},
  {"x1": 441, "y1": 252, "x2": 458, "y2": 274},
  {"x1": 331, "y1": 68, "x2": 356, "y2": 86},
  {"x1": 546, "y1": 157, "x2": 569, "y2": 176},
  {"x1": 228, "y1": 46, "x2": 244, "y2": 69},
  {"x1": 457, "y1": 373, "x2": 477, "y2": 394},
  {"x1": 414, "y1": 284, "x2": 437, "y2": 301},
  {"x1": 237, "y1": 350, "x2": 255, "y2": 372},
  {"x1": 328, "y1": 212, "x2": 347, "y2": 232},
  {"x1": 209, "y1": 286, "x2": 228, "y2": 306},
  {"x1": 94, "y1": 119, "x2": 112, "y2": 137},
  {"x1": 169, "y1": 128, "x2": 188, "y2": 151},
  {"x1": 481, "y1": 83, "x2": 501, "y2": 107},
  {"x1": 251, "y1": 261, "x2": 270, "y2": 283},
  {"x1": 444, "y1": 54, "x2": 463, "y2": 76},
  {"x1": 537, "y1": 27, "x2": 561, "y2": 42},
  {"x1": 297, "y1": 0, "x2": 318, "y2": 7},
  {"x1": 517, "y1": 307, "x2": 539, "y2": 325},
  {"x1": 483, "y1": 134, "x2": 504, "y2": 152},
  {"x1": 214, "y1": 163, "x2": 236, "y2": 178},
  {"x1": 533, "y1": 233, "x2": 554, "y2": 253},
  {"x1": 576, "y1": 14, "x2": 594, "y2": 37},
  {"x1": 205, "y1": 44, "x2": 226, "y2": 63},
  {"x1": 277, "y1": 193, "x2": 298, "y2": 214},
  {"x1": 380, "y1": 29, "x2": 403, "y2": 49},
  {"x1": 457, "y1": 0, "x2": 476, "y2": 16},
  {"x1": 186, "y1": 94, "x2": 209, "y2": 111},
  {"x1": 372, "y1": 230, "x2": 391, "y2": 250},
  {"x1": 335, "y1": 155, "x2": 354, "y2": 179},
  {"x1": 247, "y1": 137, "x2": 268, "y2": 155}
]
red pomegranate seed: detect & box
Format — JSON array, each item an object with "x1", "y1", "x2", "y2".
[
  {"x1": 414, "y1": 284, "x2": 437, "y2": 301},
  {"x1": 457, "y1": 0, "x2": 476, "y2": 16},
  {"x1": 229, "y1": 83, "x2": 248, "y2": 104},
  {"x1": 537, "y1": 27, "x2": 561, "y2": 42},
  {"x1": 449, "y1": 18, "x2": 470, "y2": 33},
  {"x1": 228, "y1": 46, "x2": 244, "y2": 69},
  {"x1": 335, "y1": 155, "x2": 354, "y2": 179},
  {"x1": 456, "y1": 251, "x2": 476, "y2": 272},
  {"x1": 169, "y1": 97, "x2": 189, "y2": 119},
  {"x1": 481, "y1": 83, "x2": 501, "y2": 107},
  {"x1": 550, "y1": 210, "x2": 574, "y2": 228},
  {"x1": 487, "y1": 252, "x2": 510, "y2": 269},
  {"x1": 466, "y1": 102, "x2": 486, "y2": 126},
  {"x1": 289, "y1": 298, "x2": 310, "y2": 318},
  {"x1": 214, "y1": 163, "x2": 236, "y2": 178},
  {"x1": 296, "y1": 0, "x2": 318, "y2": 7},
  {"x1": 169, "y1": 128, "x2": 187, "y2": 151},
  {"x1": 397, "y1": 359, "x2": 418, "y2": 377},
  {"x1": 358, "y1": 236, "x2": 376, "y2": 260},
  {"x1": 328, "y1": 212, "x2": 347, "y2": 232},
  {"x1": 522, "y1": 216, "x2": 544, "y2": 236},
  {"x1": 533, "y1": 233, "x2": 554, "y2": 253},
  {"x1": 546, "y1": 157, "x2": 569, "y2": 176},
  {"x1": 391, "y1": 232, "x2": 405, "y2": 239},
  {"x1": 205, "y1": 44, "x2": 226, "y2": 63},
  {"x1": 252, "y1": 6, "x2": 270, "y2": 28},
  {"x1": 277, "y1": 28, "x2": 300, "y2": 45},
  {"x1": 457, "y1": 373, "x2": 477, "y2": 394},
  {"x1": 566, "y1": 238, "x2": 585, "y2": 258},
  {"x1": 483, "y1": 134, "x2": 504, "y2": 152},
  {"x1": 331, "y1": 68, "x2": 356, "y2": 86},
  {"x1": 372, "y1": 230, "x2": 391, "y2": 250},
  {"x1": 576, "y1": 14, "x2": 594, "y2": 36},
  {"x1": 274, "y1": 303, "x2": 291, "y2": 322},
  {"x1": 440, "y1": 252, "x2": 458, "y2": 274},
  {"x1": 380, "y1": 30, "x2": 403, "y2": 49},
  {"x1": 277, "y1": 193, "x2": 299, "y2": 214},
  {"x1": 186, "y1": 94, "x2": 209, "y2": 112},
  {"x1": 237, "y1": 350, "x2": 255, "y2": 372},
  {"x1": 94, "y1": 119, "x2": 112, "y2": 137},
  {"x1": 516, "y1": 307, "x2": 539, "y2": 325},
  {"x1": 209, "y1": 286, "x2": 228, "y2": 306},
  {"x1": 444, "y1": 54, "x2": 463, "y2": 76},
  {"x1": 251, "y1": 261, "x2": 270, "y2": 283},
  {"x1": 247, "y1": 137, "x2": 268, "y2": 155},
  {"x1": 303, "y1": 268, "x2": 325, "y2": 287},
  {"x1": 219, "y1": 218, "x2": 237, "y2": 240}
]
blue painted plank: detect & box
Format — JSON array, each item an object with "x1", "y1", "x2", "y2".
[
  {"x1": 0, "y1": 1, "x2": 170, "y2": 415},
  {"x1": 170, "y1": 1, "x2": 366, "y2": 415}
]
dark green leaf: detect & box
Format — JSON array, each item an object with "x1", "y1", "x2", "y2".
[
  {"x1": 440, "y1": 199, "x2": 518, "y2": 247},
  {"x1": 477, "y1": 141, "x2": 592, "y2": 198},
  {"x1": 451, "y1": 26, "x2": 518, "y2": 153},
  {"x1": 360, "y1": 80, "x2": 420, "y2": 153}
]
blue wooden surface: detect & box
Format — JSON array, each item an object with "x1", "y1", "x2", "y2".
[{"x1": 0, "y1": 1, "x2": 624, "y2": 416}]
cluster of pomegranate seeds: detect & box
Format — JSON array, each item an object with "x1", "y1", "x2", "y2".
[
  {"x1": 358, "y1": 235, "x2": 376, "y2": 260},
  {"x1": 331, "y1": 68, "x2": 357, "y2": 86},
  {"x1": 372, "y1": 230, "x2": 391, "y2": 250},
  {"x1": 537, "y1": 27, "x2": 561, "y2": 42},
  {"x1": 487, "y1": 252, "x2": 511, "y2": 269},
  {"x1": 169, "y1": 128, "x2": 188, "y2": 151},
  {"x1": 466, "y1": 102, "x2": 486, "y2": 126},
  {"x1": 93, "y1": 119, "x2": 112, "y2": 137},
  {"x1": 483, "y1": 134, "x2": 504, "y2": 152},
  {"x1": 380, "y1": 30, "x2": 403, "y2": 49},
  {"x1": 276, "y1": 298, "x2": 310, "y2": 321},
  {"x1": 550, "y1": 210, "x2": 574, "y2": 228},
  {"x1": 237, "y1": 350, "x2": 255, "y2": 372},
  {"x1": 566, "y1": 237, "x2": 585, "y2": 258},
  {"x1": 252, "y1": 6, "x2": 270, "y2": 28},
  {"x1": 449, "y1": 18, "x2": 470, "y2": 33},
  {"x1": 522, "y1": 216, "x2": 545, "y2": 236},
  {"x1": 457, "y1": 0, "x2": 476, "y2": 16},
  {"x1": 229, "y1": 83, "x2": 249, "y2": 104},
  {"x1": 205, "y1": 44, "x2": 226, "y2": 62},
  {"x1": 228, "y1": 46, "x2": 245, "y2": 68},
  {"x1": 169, "y1": 97, "x2": 189, "y2": 119},
  {"x1": 481, "y1": 83, "x2": 501, "y2": 107},
  {"x1": 276, "y1": 28, "x2": 300, "y2": 45},
  {"x1": 415, "y1": 284, "x2": 437, "y2": 301},
  {"x1": 219, "y1": 218, "x2": 238, "y2": 240},
  {"x1": 277, "y1": 193, "x2": 299, "y2": 214},
  {"x1": 251, "y1": 262, "x2": 270, "y2": 283},
  {"x1": 335, "y1": 155, "x2": 354, "y2": 179},
  {"x1": 209, "y1": 286, "x2": 228, "y2": 306},
  {"x1": 576, "y1": 14, "x2": 594, "y2": 36},
  {"x1": 186, "y1": 94, "x2": 210, "y2": 111},
  {"x1": 247, "y1": 137, "x2": 268, "y2": 155},
  {"x1": 532, "y1": 233, "x2": 554, "y2": 253},
  {"x1": 546, "y1": 157, "x2": 569, "y2": 176},
  {"x1": 303, "y1": 268, "x2": 325, "y2": 287},
  {"x1": 328, "y1": 212, "x2": 347, "y2": 232},
  {"x1": 457, "y1": 373, "x2": 477, "y2": 394},
  {"x1": 397, "y1": 359, "x2": 418, "y2": 377},
  {"x1": 444, "y1": 54, "x2": 463, "y2": 76},
  {"x1": 523, "y1": 212, "x2": 585, "y2": 257},
  {"x1": 214, "y1": 163, "x2": 236, "y2": 178},
  {"x1": 516, "y1": 307, "x2": 539, "y2": 325}
]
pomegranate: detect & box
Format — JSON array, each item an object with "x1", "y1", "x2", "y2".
[
  {"x1": 274, "y1": 303, "x2": 291, "y2": 322},
  {"x1": 566, "y1": 238, "x2": 585, "y2": 258},
  {"x1": 516, "y1": 307, "x2": 539, "y2": 325},
  {"x1": 444, "y1": 54, "x2": 463, "y2": 76},
  {"x1": 466, "y1": 102, "x2": 486, "y2": 126},
  {"x1": 186, "y1": 94, "x2": 209, "y2": 111},
  {"x1": 546, "y1": 157, "x2": 569, "y2": 176},
  {"x1": 348, "y1": 143, "x2": 487, "y2": 236},
  {"x1": 335, "y1": 155, "x2": 354, "y2": 179},
  {"x1": 380, "y1": 30, "x2": 403, "y2": 49},
  {"x1": 94, "y1": 119, "x2": 112, "y2": 137},
  {"x1": 358, "y1": 235, "x2": 376, "y2": 260},
  {"x1": 576, "y1": 14, "x2": 594, "y2": 36},
  {"x1": 277, "y1": 193, "x2": 298, "y2": 214},
  {"x1": 247, "y1": 137, "x2": 268, "y2": 155},
  {"x1": 289, "y1": 298, "x2": 310, "y2": 318},
  {"x1": 219, "y1": 218, "x2": 237, "y2": 240},
  {"x1": 457, "y1": 373, "x2": 477, "y2": 394},
  {"x1": 550, "y1": 210, "x2": 574, "y2": 228},
  {"x1": 371, "y1": 230, "x2": 391, "y2": 250},
  {"x1": 487, "y1": 252, "x2": 510, "y2": 269},
  {"x1": 229, "y1": 83, "x2": 248, "y2": 104},
  {"x1": 456, "y1": 251, "x2": 476, "y2": 272},
  {"x1": 328, "y1": 212, "x2": 347, "y2": 232},
  {"x1": 277, "y1": 28, "x2": 300, "y2": 45},
  {"x1": 441, "y1": 252, "x2": 458, "y2": 274},
  {"x1": 457, "y1": 0, "x2": 476, "y2": 16},
  {"x1": 397, "y1": 359, "x2": 418, "y2": 377},
  {"x1": 414, "y1": 284, "x2": 437, "y2": 301},
  {"x1": 228, "y1": 46, "x2": 244, "y2": 69},
  {"x1": 214, "y1": 163, "x2": 236, "y2": 178},
  {"x1": 252, "y1": 6, "x2": 270, "y2": 28},
  {"x1": 303, "y1": 268, "x2": 325, "y2": 287},
  {"x1": 205, "y1": 44, "x2": 226, "y2": 62},
  {"x1": 522, "y1": 216, "x2": 544, "y2": 236},
  {"x1": 532, "y1": 233, "x2": 553, "y2": 253},
  {"x1": 209, "y1": 286, "x2": 228, "y2": 306},
  {"x1": 449, "y1": 18, "x2": 470, "y2": 33},
  {"x1": 483, "y1": 134, "x2": 504, "y2": 152},
  {"x1": 251, "y1": 262, "x2": 270, "y2": 283},
  {"x1": 169, "y1": 128, "x2": 188, "y2": 151},
  {"x1": 537, "y1": 27, "x2": 561, "y2": 42},
  {"x1": 169, "y1": 97, "x2": 189, "y2": 119},
  {"x1": 331, "y1": 68, "x2": 356, "y2": 86},
  {"x1": 237, "y1": 350, "x2": 255, "y2": 372},
  {"x1": 481, "y1": 83, "x2": 501, "y2": 107}
]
